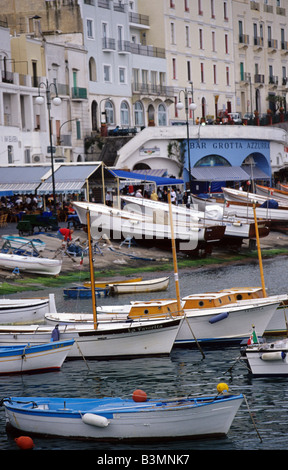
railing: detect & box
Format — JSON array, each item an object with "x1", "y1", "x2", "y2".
[
  {"x1": 132, "y1": 83, "x2": 175, "y2": 97},
  {"x1": 268, "y1": 39, "x2": 278, "y2": 49},
  {"x1": 129, "y1": 12, "x2": 149, "y2": 26},
  {"x1": 102, "y1": 37, "x2": 116, "y2": 50},
  {"x1": 255, "y1": 74, "x2": 265, "y2": 84},
  {"x1": 239, "y1": 34, "x2": 249, "y2": 45},
  {"x1": 130, "y1": 43, "x2": 165, "y2": 58},
  {"x1": 71, "y1": 87, "x2": 87, "y2": 99}
]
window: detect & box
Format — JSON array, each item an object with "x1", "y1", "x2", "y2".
[
  {"x1": 199, "y1": 29, "x2": 203, "y2": 49},
  {"x1": 170, "y1": 23, "x2": 176, "y2": 44},
  {"x1": 225, "y1": 34, "x2": 228, "y2": 53},
  {"x1": 104, "y1": 65, "x2": 111, "y2": 82},
  {"x1": 172, "y1": 58, "x2": 177, "y2": 79},
  {"x1": 119, "y1": 67, "x2": 126, "y2": 84},
  {"x1": 211, "y1": 0, "x2": 215, "y2": 18},
  {"x1": 184, "y1": 0, "x2": 189, "y2": 12},
  {"x1": 213, "y1": 64, "x2": 217, "y2": 84},
  {"x1": 226, "y1": 66, "x2": 230, "y2": 86},
  {"x1": 185, "y1": 25, "x2": 190, "y2": 47},
  {"x1": 120, "y1": 101, "x2": 129, "y2": 126},
  {"x1": 105, "y1": 101, "x2": 114, "y2": 124},
  {"x1": 198, "y1": 0, "x2": 203, "y2": 15},
  {"x1": 7, "y1": 145, "x2": 13, "y2": 164},
  {"x1": 24, "y1": 148, "x2": 31, "y2": 164},
  {"x1": 200, "y1": 62, "x2": 204, "y2": 83},
  {"x1": 224, "y1": 1, "x2": 228, "y2": 20},
  {"x1": 134, "y1": 101, "x2": 144, "y2": 126},
  {"x1": 212, "y1": 31, "x2": 216, "y2": 51},
  {"x1": 87, "y1": 19, "x2": 94, "y2": 39},
  {"x1": 76, "y1": 121, "x2": 81, "y2": 140},
  {"x1": 158, "y1": 104, "x2": 167, "y2": 126},
  {"x1": 187, "y1": 61, "x2": 191, "y2": 81}
]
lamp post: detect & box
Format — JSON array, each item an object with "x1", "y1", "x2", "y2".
[
  {"x1": 176, "y1": 84, "x2": 197, "y2": 193},
  {"x1": 35, "y1": 79, "x2": 61, "y2": 216}
]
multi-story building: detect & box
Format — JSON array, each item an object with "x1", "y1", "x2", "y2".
[{"x1": 233, "y1": 0, "x2": 288, "y2": 116}]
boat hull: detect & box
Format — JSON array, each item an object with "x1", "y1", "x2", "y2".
[
  {"x1": 3, "y1": 394, "x2": 243, "y2": 441},
  {"x1": 243, "y1": 340, "x2": 288, "y2": 376},
  {"x1": 2, "y1": 235, "x2": 46, "y2": 252},
  {"x1": 0, "y1": 294, "x2": 56, "y2": 325},
  {"x1": 0, "y1": 340, "x2": 74, "y2": 375},
  {"x1": 0, "y1": 253, "x2": 62, "y2": 275},
  {"x1": 109, "y1": 277, "x2": 169, "y2": 294},
  {"x1": 176, "y1": 301, "x2": 280, "y2": 344},
  {"x1": 0, "y1": 319, "x2": 181, "y2": 359}
]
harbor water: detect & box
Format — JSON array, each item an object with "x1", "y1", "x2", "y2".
[{"x1": 1, "y1": 256, "x2": 288, "y2": 451}]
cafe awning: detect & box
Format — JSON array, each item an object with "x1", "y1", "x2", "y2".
[
  {"x1": 0, "y1": 166, "x2": 51, "y2": 194},
  {"x1": 37, "y1": 164, "x2": 104, "y2": 194},
  {"x1": 111, "y1": 169, "x2": 183, "y2": 186}
]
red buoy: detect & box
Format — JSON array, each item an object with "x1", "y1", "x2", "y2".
[
  {"x1": 15, "y1": 436, "x2": 35, "y2": 450},
  {"x1": 132, "y1": 389, "x2": 147, "y2": 402}
]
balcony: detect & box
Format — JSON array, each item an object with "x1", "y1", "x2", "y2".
[
  {"x1": 130, "y1": 43, "x2": 165, "y2": 58},
  {"x1": 277, "y1": 6, "x2": 286, "y2": 16},
  {"x1": 129, "y1": 12, "x2": 149, "y2": 28},
  {"x1": 281, "y1": 41, "x2": 288, "y2": 55},
  {"x1": 253, "y1": 36, "x2": 263, "y2": 51},
  {"x1": 268, "y1": 76, "x2": 278, "y2": 89},
  {"x1": 2, "y1": 70, "x2": 14, "y2": 84},
  {"x1": 132, "y1": 83, "x2": 175, "y2": 98},
  {"x1": 254, "y1": 74, "x2": 265, "y2": 87},
  {"x1": 71, "y1": 87, "x2": 87, "y2": 100},
  {"x1": 118, "y1": 40, "x2": 131, "y2": 54},
  {"x1": 102, "y1": 37, "x2": 116, "y2": 52},
  {"x1": 268, "y1": 39, "x2": 278, "y2": 52},
  {"x1": 250, "y1": 1, "x2": 260, "y2": 11},
  {"x1": 238, "y1": 34, "x2": 249, "y2": 49}
]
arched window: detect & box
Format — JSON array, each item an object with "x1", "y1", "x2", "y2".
[
  {"x1": 120, "y1": 101, "x2": 129, "y2": 126},
  {"x1": 195, "y1": 155, "x2": 230, "y2": 167},
  {"x1": 158, "y1": 103, "x2": 167, "y2": 126},
  {"x1": 134, "y1": 101, "x2": 144, "y2": 127},
  {"x1": 105, "y1": 101, "x2": 114, "y2": 124},
  {"x1": 89, "y1": 57, "x2": 97, "y2": 82}
]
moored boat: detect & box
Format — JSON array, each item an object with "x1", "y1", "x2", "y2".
[
  {"x1": 0, "y1": 339, "x2": 74, "y2": 375},
  {"x1": 0, "y1": 293, "x2": 56, "y2": 325},
  {"x1": 109, "y1": 276, "x2": 169, "y2": 294},
  {"x1": 241, "y1": 337, "x2": 288, "y2": 376},
  {"x1": 63, "y1": 286, "x2": 109, "y2": 299},
  {"x1": 2, "y1": 383, "x2": 243, "y2": 441},
  {"x1": 83, "y1": 277, "x2": 142, "y2": 289}
]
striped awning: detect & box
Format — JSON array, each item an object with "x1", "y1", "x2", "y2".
[{"x1": 190, "y1": 166, "x2": 250, "y2": 181}]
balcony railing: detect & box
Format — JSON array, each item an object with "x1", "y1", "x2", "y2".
[
  {"x1": 129, "y1": 12, "x2": 149, "y2": 26},
  {"x1": 254, "y1": 36, "x2": 263, "y2": 47},
  {"x1": 268, "y1": 39, "x2": 278, "y2": 49},
  {"x1": 255, "y1": 74, "x2": 265, "y2": 84},
  {"x1": 130, "y1": 43, "x2": 165, "y2": 58},
  {"x1": 269, "y1": 75, "x2": 278, "y2": 85},
  {"x1": 2, "y1": 70, "x2": 14, "y2": 84},
  {"x1": 102, "y1": 37, "x2": 116, "y2": 51},
  {"x1": 239, "y1": 34, "x2": 249, "y2": 46},
  {"x1": 133, "y1": 83, "x2": 175, "y2": 97},
  {"x1": 71, "y1": 87, "x2": 87, "y2": 99}
]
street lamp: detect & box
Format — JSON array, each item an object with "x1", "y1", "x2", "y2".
[
  {"x1": 35, "y1": 79, "x2": 61, "y2": 216},
  {"x1": 176, "y1": 85, "x2": 197, "y2": 193}
]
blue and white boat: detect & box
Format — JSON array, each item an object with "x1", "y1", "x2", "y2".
[
  {"x1": 2, "y1": 384, "x2": 243, "y2": 441},
  {"x1": 0, "y1": 340, "x2": 74, "y2": 375},
  {"x1": 2, "y1": 235, "x2": 46, "y2": 253}
]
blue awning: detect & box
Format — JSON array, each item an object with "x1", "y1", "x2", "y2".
[
  {"x1": 110, "y1": 169, "x2": 183, "y2": 186},
  {"x1": 0, "y1": 166, "x2": 51, "y2": 193}
]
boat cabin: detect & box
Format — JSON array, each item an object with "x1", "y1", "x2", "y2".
[{"x1": 128, "y1": 300, "x2": 181, "y2": 319}]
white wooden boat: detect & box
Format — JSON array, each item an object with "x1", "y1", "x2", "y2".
[
  {"x1": 192, "y1": 194, "x2": 288, "y2": 233},
  {"x1": 0, "y1": 318, "x2": 181, "y2": 359},
  {"x1": 255, "y1": 184, "x2": 288, "y2": 204},
  {"x1": 73, "y1": 201, "x2": 225, "y2": 254},
  {"x1": 222, "y1": 187, "x2": 288, "y2": 208},
  {"x1": 0, "y1": 253, "x2": 62, "y2": 276},
  {"x1": 83, "y1": 277, "x2": 142, "y2": 289},
  {"x1": 44, "y1": 296, "x2": 281, "y2": 345},
  {"x1": 242, "y1": 338, "x2": 288, "y2": 376},
  {"x1": 0, "y1": 339, "x2": 74, "y2": 375},
  {"x1": 121, "y1": 195, "x2": 269, "y2": 244},
  {"x1": 1, "y1": 235, "x2": 46, "y2": 252},
  {"x1": 2, "y1": 384, "x2": 243, "y2": 441},
  {"x1": 0, "y1": 293, "x2": 56, "y2": 324},
  {"x1": 109, "y1": 276, "x2": 169, "y2": 294}
]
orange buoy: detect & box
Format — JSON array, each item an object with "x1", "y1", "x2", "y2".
[
  {"x1": 132, "y1": 389, "x2": 147, "y2": 402},
  {"x1": 15, "y1": 436, "x2": 35, "y2": 450}
]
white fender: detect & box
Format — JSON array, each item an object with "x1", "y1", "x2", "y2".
[
  {"x1": 261, "y1": 351, "x2": 286, "y2": 361},
  {"x1": 82, "y1": 413, "x2": 109, "y2": 427}
]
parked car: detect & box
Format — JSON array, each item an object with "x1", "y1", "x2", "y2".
[
  {"x1": 243, "y1": 113, "x2": 255, "y2": 120},
  {"x1": 228, "y1": 112, "x2": 242, "y2": 124}
]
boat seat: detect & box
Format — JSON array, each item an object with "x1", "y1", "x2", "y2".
[{"x1": 120, "y1": 237, "x2": 137, "y2": 248}]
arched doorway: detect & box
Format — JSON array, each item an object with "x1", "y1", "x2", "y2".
[{"x1": 91, "y1": 100, "x2": 98, "y2": 131}]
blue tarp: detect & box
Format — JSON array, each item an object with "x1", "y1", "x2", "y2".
[{"x1": 110, "y1": 169, "x2": 183, "y2": 186}]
